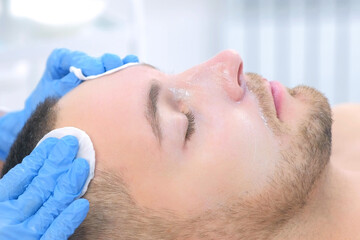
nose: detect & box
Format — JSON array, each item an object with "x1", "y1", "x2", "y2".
[{"x1": 202, "y1": 49, "x2": 245, "y2": 101}]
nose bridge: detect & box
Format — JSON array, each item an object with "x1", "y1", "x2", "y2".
[
  {"x1": 172, "y1": 50, "x2": 245, "y2": 102},
  {"x1": 207, "y1": 49, "x2": 243, "y2": 77}
]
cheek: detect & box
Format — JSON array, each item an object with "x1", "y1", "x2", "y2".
[
  {"x1": 227, "y1": 108, "x2": 281, "y2": 193},
  {"x1": 195, "y1": 102, "x2": 281, "y2": 195}
]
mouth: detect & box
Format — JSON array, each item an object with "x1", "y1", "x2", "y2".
[
  {"x1": 269, "y1": 81, "x2": 284, "y2": 119},
  {"x1": 245, "y1": 73, "x2": 285, "y2": 121}
]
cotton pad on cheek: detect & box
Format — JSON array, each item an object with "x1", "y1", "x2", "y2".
[{"x1": 36, "y1": 127, "x2": 95, "y2": 199}]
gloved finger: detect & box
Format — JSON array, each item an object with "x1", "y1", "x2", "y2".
[
  {"x1": 101, "y1": 53, "x2": 123, "y2": 71},
  {"x1": 29, "y1": 158, "x2": 89, "y2": 234},
  {"x1": 123, "y1": 54, "x2": 139, "y2": 64},
  {"x1": 40, "y1": 199, "x2": 89, "y2": 240},
  {"x1": 53, "y1": 72, "x2": 82, "y2": 97},
  {"x1": 15, "y1": 136, "x2": 79, "y2": 221},
  {"x1": 48, "y1": 49, "x2": 91, "y2": 78},
  {"x1": 47, "y1": 49, "x2": 104, "y2": 78},
  {"x1": 0, "y1": 138, "x2": 58, "y2": 201},
  {"x1": 46, "y1": 48, "x2": 72, "y2": 79},
  {"x1": 62, "y1": 51, "x2": 105, "y2": 77}
]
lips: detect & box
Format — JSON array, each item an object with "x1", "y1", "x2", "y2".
[{"x1": 269, "y1": 81, "x2": 283, "y2": 118}]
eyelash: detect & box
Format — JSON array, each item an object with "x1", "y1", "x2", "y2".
[{"x1": 184, "y1": 111, "x2": 195, "y2": 141}]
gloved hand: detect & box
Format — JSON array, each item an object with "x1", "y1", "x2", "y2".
[
  {"x1": 0, "y1": 49, "x2": 139, "y2": 160},
  {"x1": 0, "y1": 135, "x2": 90, "y2": 240}
]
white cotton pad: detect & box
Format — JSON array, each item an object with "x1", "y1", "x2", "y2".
[
  {"x1": 70, "y1": 62, "x2": 140, "y2": 81},
  {"x1": 37, "y1": 127, "x2": 95, "y2": 199}
]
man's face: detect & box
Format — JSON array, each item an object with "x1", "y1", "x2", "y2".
[{"x1": 55, "y1": 50, "x2": 332, "y2": 221}]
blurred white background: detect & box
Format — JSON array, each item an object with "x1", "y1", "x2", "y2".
[{"x1": 0, "y1": 0, "x2": 359, "y2": 110}]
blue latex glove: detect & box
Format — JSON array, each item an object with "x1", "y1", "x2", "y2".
[
  {"x1": 0, "y1": 49, "x2": 139, "y2": 160},
  {"x1": 0, "y1": 135, "x2": 90, "y2": 240}
]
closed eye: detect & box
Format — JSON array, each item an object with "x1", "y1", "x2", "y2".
[{"x1": 185, "y1": 111, "x2": 195, "y2": 141}]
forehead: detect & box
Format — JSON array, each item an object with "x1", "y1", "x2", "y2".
[
  {"x1": 59, "y1": 64, "x2": 161, "y2": 107},
  {"x1": 56, "y1": 64, "x2": 164, "y2": 128},
  {"x1": 55, "y1": 65, "x2": 163, "y2": 170}
]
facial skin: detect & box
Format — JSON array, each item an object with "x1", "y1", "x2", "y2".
[{"x1": 56, "y1": 50, "x2": 332, "y2": 238}]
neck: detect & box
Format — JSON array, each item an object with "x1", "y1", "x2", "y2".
[{"x1": 274, "y1": 162, "x2": 360, "y2": 239}]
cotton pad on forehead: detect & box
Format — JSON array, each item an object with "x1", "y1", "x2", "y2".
[
  {"x1": 70, "y1": 62, "x2": 141, "y2": 81},
  {"x1": 37, "y1": 127, "x2": 95, "y2": 199}
]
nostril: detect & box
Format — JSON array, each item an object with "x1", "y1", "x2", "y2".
[
  {"x1": 207, "y1": 49, "x2": 245, "y2": 101},
  {"x1": 237, "y1": 62, "x2": 244, "y2": 87}
]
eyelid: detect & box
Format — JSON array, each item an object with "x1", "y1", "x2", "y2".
[
  {"x1": 177, "y1": 101, "x2": 196, "y2": 142},
  {"x1": 185, "y1": 110, "x2": 195, "y2": 141},
  {"x1": 166, "y1": 87, "x2": 196, "y2": 142}
]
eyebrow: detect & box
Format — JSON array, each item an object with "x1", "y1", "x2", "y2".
[{"x1": 145, "y1": 81, "x2": 162, "y2": 144}]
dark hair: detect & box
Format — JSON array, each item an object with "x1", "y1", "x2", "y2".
[{"x1": 1, "y1": 98, "x2": 58, "y2": 177}]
